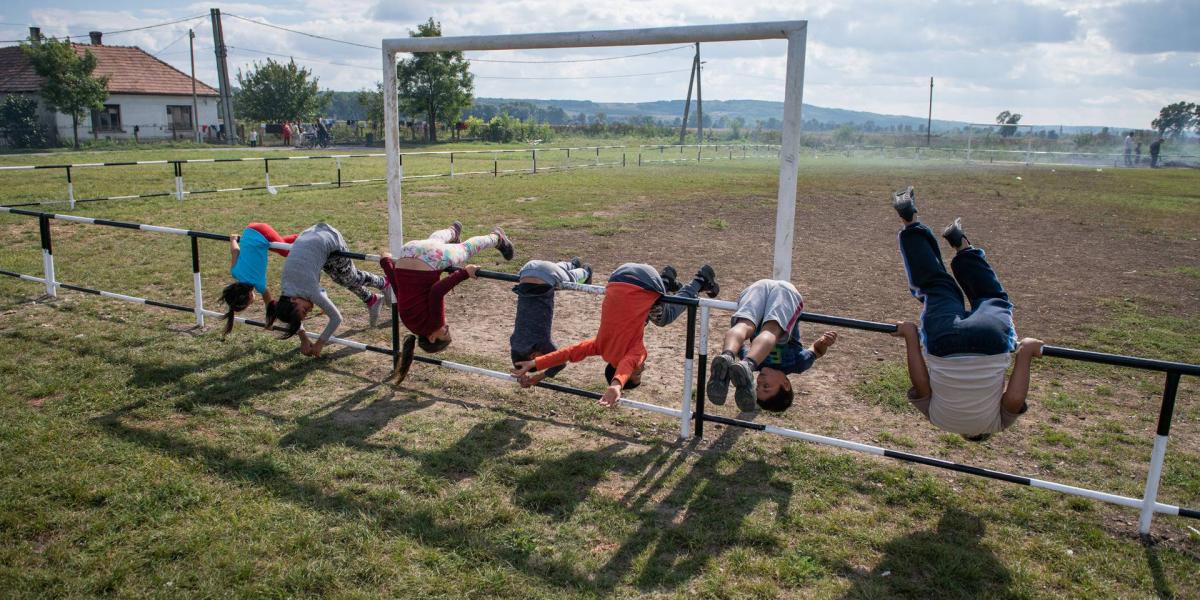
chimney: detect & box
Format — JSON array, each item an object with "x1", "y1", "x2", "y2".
[
  {"x1": 28, "y1": 27, "x2": 41, "y2": 42},
  {"x1": 89, "y1": 31, "x2": 103, "y2": 45}
]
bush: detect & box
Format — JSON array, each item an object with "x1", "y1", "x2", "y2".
[
  {"x1": 0, "y1": 95, "x2": 48, "y2": 148},
  {"x1": 467, "y1": 113, "x2": 552, "y2": 143}
]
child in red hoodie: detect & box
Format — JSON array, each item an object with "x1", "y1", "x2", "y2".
[
  {"x1": 512, "y1": 262, "x2": 718, "y2": 407},
  {"x1": 380, "y1": 221, "x2": 515, "y2": 357}
]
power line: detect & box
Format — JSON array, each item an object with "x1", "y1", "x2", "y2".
[
  {"x1": 226, "y1": 45, "x2": 377, "y2": 71},
  {"x1": 98, "y1": 14, "x2": 208, "y2": 37},
  {"x1": 151, "y1": 30, "x2": 193, "y2": 57},
  {"x1": 225, "y1": 13, "x2": 379, "y2": 50},
  {"x1": 475, "y1": 68, "x2": 694, "y2": 80}
]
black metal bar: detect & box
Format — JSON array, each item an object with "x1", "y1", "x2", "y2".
[
  {"x1": 38, "y1": 214, "x2": 51, "y2": 254},
  {"x1": 883, "y1": 449, "x2": 1032, "y2": 485},
  {"x1": 1180, "y1": 508, "x2": 1200, "y2": 519},
  {"x1": 699, "y1": 412, "x2": 763, "y2": 431},
  {"x1": 190, "y1": 235, "x2": 201, "y2": 273},
  {"x1": 336, "y1": 160, "x2": 342, "y2": 188},
  {"x1": 1156, "y1": 372, "x2": 1181, "y2": 436},
  {"x1": 685, "y1": 305, "x2": 696, "y2": 360},
  {"x1": 1042, "y1": 346, "x2": 1200, "y2": 377},
  {"x1": 798, "y1": 311, "x2": 897, "y2": 333}
]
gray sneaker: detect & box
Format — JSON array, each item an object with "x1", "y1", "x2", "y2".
[
  {"x1": 367, "y1": 293, "x2": 382, "y2": 327},
  {"x1": 730, "y1": 359, "x2": 758, "y2": 412},
  {"x1": 706, "y1": 353, "x2": 734, "y2": 406}
]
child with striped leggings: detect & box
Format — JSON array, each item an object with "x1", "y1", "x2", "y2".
[{"x1": 272, "y1": 223, "x2": 387, "y2": 358}]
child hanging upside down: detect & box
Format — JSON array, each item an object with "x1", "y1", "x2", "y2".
[
  {"x1": 272, "y1": 223, "x2": 387, "y2": 358},
  {"x1": 220, "y1": 222, "x2": 301, "y2": 336},
  {"x1": 510, "y1": 257, "x2": 593, "y2": 388},
  {"x1": 890, "y1": 186, "x2": 1043, "y2": 442},
  {"x1": 706, "y1": 280, "x2": 838, "y2": 412},
  {"x1": 512, "y1": 263, "x2": 719, "y2": 407},
  {"x1": 381, "y1": 221, "x2": 515, "y2": 365}
]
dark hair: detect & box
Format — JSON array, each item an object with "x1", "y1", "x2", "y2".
[
  {"x1": 394, "y1": 335, "x2": 417, "y2": 384},
  {"x1": 220, "y1": 282, "x2": 254, "y2": 336},
  {"x1": 757, "y1": 386, "x2": 794, "y2": 413},
  {"x1": 604, "y1": 363, "x2": 641, "y2": 390},
  {"x1": 272, "y1": 295, "x2": 304, "y2": 339},
  {"x1": 418, "y1": 335, "x2": 451, "y2": 354}
]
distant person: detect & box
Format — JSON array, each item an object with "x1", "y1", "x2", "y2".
[
  {"x1": 316, "y1": 119, "x2": 330, "y2": 146},
  {"x1": 249, "y1": 128, "x2": 258, "y2": 148},
  {"x1": 1134, "y1": 141, "x2": 1142, "y2": 166},
  {"x1": 1123, "y1": 133, "x2": 1133, "y2": 166},
  {"x1": 281, "y1": 121, "x2": 291, "y2": 146},
  {"x1": 1149, "y1": 138, "x2": 1163, "y2": 168}
]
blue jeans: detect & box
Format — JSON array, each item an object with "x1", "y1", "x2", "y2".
[
  {"x1": 609, "y1": 262, "x2": 698, "y2": 327},
  {"x1": 898, "y1": 223, "x2": 1017, "y2": 357}
]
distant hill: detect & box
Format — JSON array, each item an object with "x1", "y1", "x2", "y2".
[{"x1": 322, "y1": 90, "x2": 1116, "y2": 134}]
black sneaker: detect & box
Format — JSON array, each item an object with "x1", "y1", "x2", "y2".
[
  {"x1": 695, "y1": 265, "x2": 720, "y2": 298},
  {"x1": 394, "y1": 334, "x2": 417, "y2": 384},
  {"x1": 892, "y1": 186, "x2": 917, "y2": 221},
  {"x1": 449, "y1": 221, "x2": 463, "y2": 244},
  {"x1": 582, "y1": 264, "x2": 593, "y2": 285},
  {"x1": 706, "y1": 352, "x2": 734, "y2": 405},
  {"x1": 569, "y1": 257, "x2": 583, "y2": 270},
  {"x1": 660, "y1": 266, "x2": 681, "y2": 294},
  {"x1": 941, "y1": 218, "x2": 970, "y2": 249},
  {"x1": 730, "y1": 359, "x2": 758, "y2": 412},
  {"x1": 492, "y1": 227, "x2": 515, "y2": 260}
]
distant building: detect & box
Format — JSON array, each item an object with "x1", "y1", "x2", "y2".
[{"x1": 0, "y1": 29, "x2": 221, "y2": 144}]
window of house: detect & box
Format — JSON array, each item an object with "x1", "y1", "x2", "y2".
[
  {"x1": 91, "y1": 104, "x2": 122, "y2": 132},
  {"x1": 167, "y1": 105, "x2": 193, "y2": 130}
]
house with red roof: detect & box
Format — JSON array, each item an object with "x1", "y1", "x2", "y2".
[{"x1": 0, "y1": 29, "x2": 222, "y2": 144}]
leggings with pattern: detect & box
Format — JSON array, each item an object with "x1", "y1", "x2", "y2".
[{"x1": 398, "y1": 225, "x2": 499, "y2": 270}]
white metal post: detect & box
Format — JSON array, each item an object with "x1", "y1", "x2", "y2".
[
  {"x1": 773, "y1": 27, "x2": 807, "y2": 281},
  {"x1": 1139, "y1": 372, "x2": 1180, "y2": 536},
  {"x1": 383, "y1": 48, "x2": 404, "y2": 254}
]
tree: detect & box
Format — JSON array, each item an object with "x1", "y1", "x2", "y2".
[
  {"x1": 0, "y1": 95, "x2": 47, "y2": 148},
  {"x1": 1150, "y1": 101, "x2": 1197, "y2": 139},
  {"x1": 729, "y1": 116, "x2": 745, "y2": 139},
  {"x1": 21, "y1": 36, "x2": 109, "y2": 149},
  {"x1": 358, "y1": 83, "x2": 384, "y2": 133},
  {"x1": 234, "y1": 58, "x2": 328, "y2": 123},
  {"x1": 396, "y1": 18, "x2": 474, "y2": 142},
  {"x1": 995, "y1": 110, "x2": 1022, "y2": 137}
]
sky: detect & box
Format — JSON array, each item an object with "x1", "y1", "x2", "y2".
[{"x1": 1, "y1": 0, "x2": 1197, "y2": 129}]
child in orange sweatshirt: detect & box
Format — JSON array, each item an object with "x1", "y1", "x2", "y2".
[{"x1": 512, "y1": 262, "x2": 718, "y2": 406}]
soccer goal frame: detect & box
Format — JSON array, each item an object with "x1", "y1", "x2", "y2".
[{"x1": 382, "y1": 21, "x2": 808, "y2": 280}]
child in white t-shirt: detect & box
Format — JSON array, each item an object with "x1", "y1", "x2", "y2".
[{"x1": 890, "y1": 186, "x2": 1043, "y2": 441}]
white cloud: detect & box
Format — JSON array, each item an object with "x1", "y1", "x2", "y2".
[{"x1": 5, "y1": 0, "x2": 1198, "y2": 128}]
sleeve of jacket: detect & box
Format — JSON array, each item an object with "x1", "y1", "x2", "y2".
[{"x1": 534, "y1": 338, "x2": 598, "y2": 372}]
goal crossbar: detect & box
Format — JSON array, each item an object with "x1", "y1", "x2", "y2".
[{"x1": 381, "y1": 21, "x2": 808, "y2": 280}]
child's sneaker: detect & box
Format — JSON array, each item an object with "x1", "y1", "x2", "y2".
[
  {"x1": 706, "y1": 352, "x2": 734, "y2": 405},
  {"x1": 660, "y1": 266, "x2": 681, "y2": 294},
  {"x1": 730, "y1": 359, "x2": 758, "y2": 412},
  {"x1": 569, "y1": 257, "x2": 583, "y2": 270},
  {"x1": 492, "y1": 227, "x2": 515, "y2": 260},
  {"x1": 366, "y1": 293, "x2": 382, "y2": 327},
  {"x1": 581, "y1": 264, "x2": 594, "y2": 285},
  {"x1": 695, "y1": 265, "x2": 720, "y2": 298},
  {"x1": 941, "y1": 217, "x2": 970, "y2": 249},
  {"x1": 892, "y1": 186, "x2": 917, "y2": 221},
  {"x1": 449, "y1": 221, "x2": 463, "y2": 243}
]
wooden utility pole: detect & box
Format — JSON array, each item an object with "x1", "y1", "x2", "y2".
[
  {"x1": 678, "y1": 52, "x2": 697, "y2": 145},
  {"x1": 926, "y1": 77, "x2": 933, "y2": 146},
  {"x1": 695, "y1": 42, "x2": 703, "y2": 143},
  {"x1": 210, "y1": 8, "x2": 237, "y2": 144},
  {"x1": 189, "y1": 29, "x2": 200, "y2": 143}
]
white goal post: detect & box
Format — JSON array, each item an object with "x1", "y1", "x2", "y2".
[{"x1": 382, "y1": 21, "x2": 808, "y2": 280}]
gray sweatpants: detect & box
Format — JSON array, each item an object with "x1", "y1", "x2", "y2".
[{"x1": 519, "y1": 259, "x2": 589, "y2": 287}]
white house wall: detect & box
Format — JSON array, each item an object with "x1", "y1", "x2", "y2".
[{"x1": 54, "y1": 94, "x2": 220, "y2": 141}]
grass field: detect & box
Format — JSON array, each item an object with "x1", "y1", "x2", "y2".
[{"x1": 0, "y1": 144, "x2": 1198, "y2": 598}]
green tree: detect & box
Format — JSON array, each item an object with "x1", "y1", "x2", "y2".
[
  {"x1": 357, "y1": 83, "x2": 384, "y2": 134},
  {"x1": 0, "y1": 95, "x2": 47, "y2": 148},
  {"x1": 995, "y1": 110, "x2": 1022, "y2": 137},
  {"x1": 729, "y1": 116, "x2": 745, "y2": 140},
  {"x1": 396, "y1": 18, "x2": 474, "y2": 142},
  {"x1": 234, "y1": 58, "x2": 328, "y2": 123},
  {"x1": 1150, "y1": 101, "x2": 1197, "y2": 139},
  {"x1": 21, "y1": 36, "x2": 109, "y2": 149}
]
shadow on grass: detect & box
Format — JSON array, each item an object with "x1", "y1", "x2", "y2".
[
  {"x1": 1144, "y1": 543, "x2": 1175, "y2": 600},
  {"x1": 840, "y1": 508, "x2": 1013, "y2": 599}
]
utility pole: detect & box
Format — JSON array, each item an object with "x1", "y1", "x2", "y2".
[
  {"x1": 695, "y1": 42, "x2": 703, "y2": 143},
  {"x1": 189, "y1": 29, "x2": 200, "y2": 143},
  {"x1": 926, "y1": 77, "x2": 933, "y2": 147},
  {"x1": 678, "y1": 51, "x2": 697, "y2": 145},
  {"x1": 210, "y1": 8, "x2": 238, "y2": 144}
]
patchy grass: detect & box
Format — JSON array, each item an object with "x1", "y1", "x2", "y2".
[{"x1": 0, "y1": 149, "x2": 1198, "y2": 597}]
